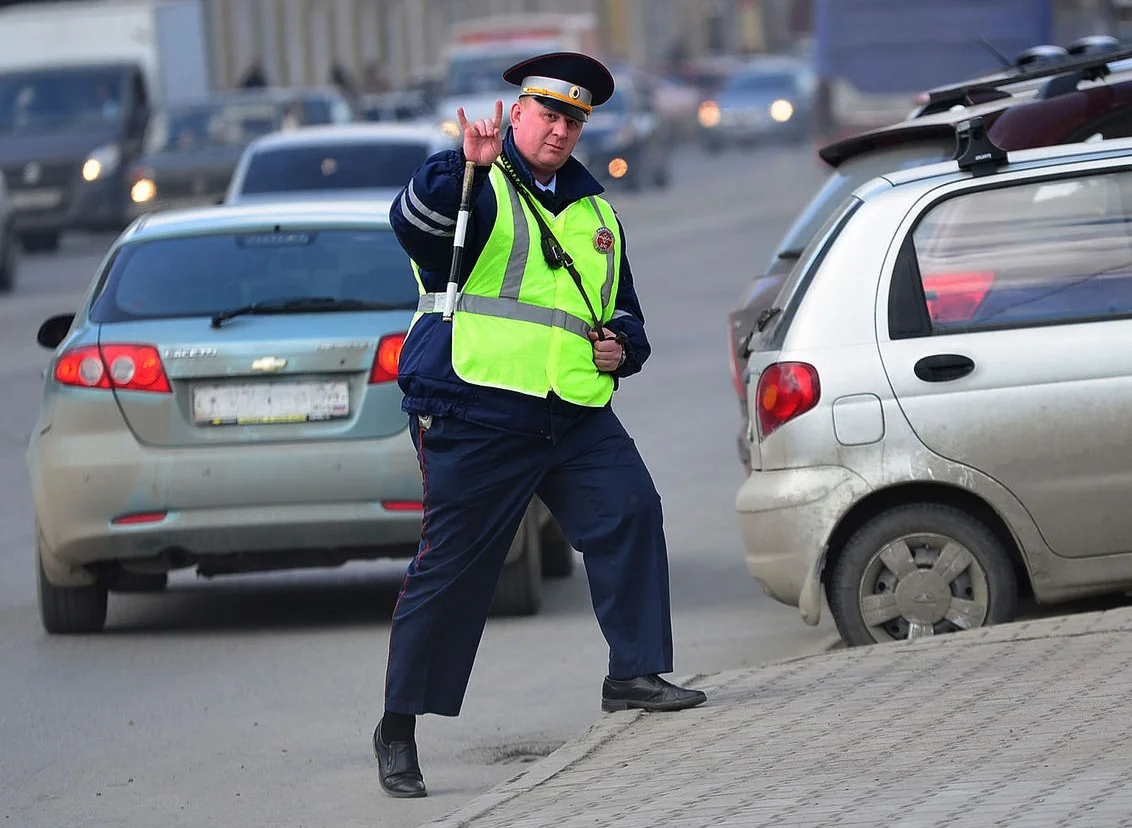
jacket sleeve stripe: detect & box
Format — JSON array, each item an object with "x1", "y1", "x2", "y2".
[
  {"x1": 408, "y1": 180, "x2": 457, "y2": 227},
  {"x1": 399, "y1": 189, "x2": 456, "y2": 237}
]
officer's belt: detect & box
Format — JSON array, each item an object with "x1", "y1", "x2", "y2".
[{"x1": 417, "y1": 293, "x2": 592, "y2": 340}]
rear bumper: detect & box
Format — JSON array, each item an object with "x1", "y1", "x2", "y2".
[
  {"x1": 28, "y1": 422, "x2": 424, "y2": 583},
  {"x1": 736, "y1": 464, "x2": 870, "y2": 624}
]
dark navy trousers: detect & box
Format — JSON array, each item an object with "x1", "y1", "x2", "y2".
[{"x1": 384, "y1": 406, "x2": 675, "y2": 717}]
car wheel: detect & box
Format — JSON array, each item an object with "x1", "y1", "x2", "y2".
[
  {"x1": 540, "y1": 516, "x2": 575, "y2": 578},
  {"x1": 37, "y1": 547, "x2": 108, "y2": 635},
  {"x1": 828, "y1": 504, "x2": 1017, "y2": 647},
  {"x1": 21, "y1": 230, "x2": 60, "y2": 254},
  {"x1": 111, "y1": 571, "x2": 169, "y2": 593},
  {"x1": 490, "y1": 507, "x2": 543, "y2": 617},
  {"x1": 0, "y1": 223, "x2": 17, "y2": 293}
]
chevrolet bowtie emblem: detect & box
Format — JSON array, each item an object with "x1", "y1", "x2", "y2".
[{"x1": 251, "y1": 356, "x2": 287, "y2": 372}]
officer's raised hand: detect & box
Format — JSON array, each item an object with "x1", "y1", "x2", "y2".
[{"x1": 457, "y1": 100, "x2": 504, "y2": 166}]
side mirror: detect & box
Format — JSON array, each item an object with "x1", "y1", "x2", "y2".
[{"x1": 37, "y1": 313, "x2": 75, "y2": 350}]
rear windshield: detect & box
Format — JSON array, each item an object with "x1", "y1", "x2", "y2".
[
  {"x1": 239, "y1": 143, "x2": 429, "y2": 194},
  {"x1": 90, "y1": 228, "x2": 418, "y2": 322},
  {"x1": 773, "y1": 139, "x2": 955, "y2": 266}
]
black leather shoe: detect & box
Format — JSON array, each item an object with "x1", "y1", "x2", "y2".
[
  {"x1": 373, "y1": 722, "x2": 427, "y2": 798},
  {"x1": 601, "y1": 674, "x2": 707, "y2": 712}
]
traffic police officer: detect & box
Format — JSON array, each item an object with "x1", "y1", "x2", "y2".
[{"x1": 375, "y1": 51, "x2": 707, "y2": 799}]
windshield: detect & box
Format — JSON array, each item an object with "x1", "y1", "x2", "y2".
[
  {"x1": 0, "y1": 67, "x2": 126, "y2": 135},
  {"x1": 772, "y1": 139, "x2": 956, "y2": 267},
  {"x1": 144, "y1": 101, "x2": 284, "y2": 154},
  {"x1": 239, "y1": 142, "x2": 430, "y2": 195},
  {"x1": 443, "y1": 53, "x2": 529, "y2": 97},
  {"x1": 90, "y1": 228, "x2": 419, "y2": 322},
  {"x1": 722, "y1": 71, "x2": 799, "y2": 94}
]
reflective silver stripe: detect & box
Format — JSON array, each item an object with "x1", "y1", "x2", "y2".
[
  {"x1": 588, "y1": 196, "x2": 616, "y2": 310},
  {"x1": 407, "y1": 180, "x2": 456, "y2": 227},
  {"x1": 499, "y1": 179, "x2": 529, "y2": 300},
  {"x1": 417, "y1": 293, "x2": 591, "y2": 339},
  {"x1": 399, "y1": 189, "x2": 454, "y2": 237},
  {"x1": 611, "y1": 309, "x2": 636, "y2": 320}
]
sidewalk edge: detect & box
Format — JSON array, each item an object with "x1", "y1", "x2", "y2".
[{"x1": 420, "y1": 710, "x2": 645, "y2": 828}]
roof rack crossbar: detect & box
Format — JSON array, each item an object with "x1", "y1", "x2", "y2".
[{"x1": 926, "y1": 45, "x2": 1132, "y2": 106}]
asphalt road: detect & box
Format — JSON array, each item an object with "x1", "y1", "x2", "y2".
[{"x1": 0, "y1": 141, "x2": 837, "y2": 828}]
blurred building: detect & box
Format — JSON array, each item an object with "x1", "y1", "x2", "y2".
[{"x1": 0, "y1": 0, "x2": 1120, "y2": 92}]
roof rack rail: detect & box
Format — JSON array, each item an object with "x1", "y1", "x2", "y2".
[
  {"x1": 923, "y1": 43, "x2": 1132, "y2": 111},
  {"x1": 953, "y1": 116, "x2": 1008, "y2": 176}
]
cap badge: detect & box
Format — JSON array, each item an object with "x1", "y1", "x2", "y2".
[
  {"x1": 569, "y1": 85, "x2": 582, "y2": 100},
  {"x1": 593, "y1": 227, "x2": 615, "y2": 254}
]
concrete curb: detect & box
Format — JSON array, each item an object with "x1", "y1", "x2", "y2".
[
  {"x1": 418, "y1": 635, "x2": 845, "y2": 828},
  {"x1": 419, "y1": 709, "x2": 645, "y2": 828}
]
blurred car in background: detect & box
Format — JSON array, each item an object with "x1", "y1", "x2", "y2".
[
  {"x1": 224, "y1": 122, "x2": 458, "y2": 205},
  {"x1": 0, "y1": 168, "x2": 18, "y2": 292},
  {"x1": 727, "y1": 41, "x2": 1132, "y2": 472},
  {"x1": 129, "y1": 86, "x2": 357, "y2": 219},
  {"x1": 358, "y1": 90, "x2": 432, "y2": 123},
  {"x1": 697, "y1": 56, "x2": 816, "y2": 152},
  {"x1": 27, "y1": 200, "x2": 572, "y2": 634},
  {"x1": 638, "y1": 71, "x2": 701, "y2": 144},
  {"x1": 573, "y1": 71, "x2": 671, "y2": 192}
]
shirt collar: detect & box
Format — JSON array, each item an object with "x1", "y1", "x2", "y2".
[{"x1": 534, "y1": 175, "x2": 556, "y2": 194}]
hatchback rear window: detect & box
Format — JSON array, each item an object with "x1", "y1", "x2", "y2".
[
  {"x1": 910, "y1": 170, "x2": 1132, "y2": 333},
  {"x1": 239, "y1": 142, "x2": 429, "y2": 194},
  {"x1": 90, "y1": 228, "x2": 419, "y2": 322}
]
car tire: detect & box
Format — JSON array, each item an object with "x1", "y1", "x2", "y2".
[
  {"x1": 111, "y1": 571, "x2": 169, "y2": 593},
  {"x1": 490, "y1": 508, "x2": 543, "y2": 617},
  {"x1": 0, "y1": 223, "x2": 17, "y2": 293},
  {"x1": 828, "y1": 504, "x2": 1017, "y2": 647},
  {"x1": 540, "y1": 516, "x2": 575, "y2": 578},
  {"x1": 37, "y1": 548, "x2": 108, "y2": 635},
  {"x1": 21, "y1": 230, "x2": 60, "y2": 254}
]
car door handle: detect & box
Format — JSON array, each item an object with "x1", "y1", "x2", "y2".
[{"x1": 914, "y1": 353, "x2": 975, "y2": 383}]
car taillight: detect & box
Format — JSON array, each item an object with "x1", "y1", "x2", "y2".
[
  {"x1": 755, "y1": 362, "x2": 819, "y2": 438},
  {"x1": 54, "y1": 344, "x2": 170, "y2": 393},
  {"x1": 369, "y1": 332, "x2": 406, "y2": 384},
  {"x1": 922, "y1": 271, "x2": 995, "y2": 324}
]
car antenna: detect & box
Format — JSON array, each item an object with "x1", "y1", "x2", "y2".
[{"x1": 977, "y1": 36, "x2": 1014, "y2": 70}]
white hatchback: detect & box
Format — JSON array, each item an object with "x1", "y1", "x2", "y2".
[{"x1": 737, "y1": 119, "x2": 1132, "y2": 646}]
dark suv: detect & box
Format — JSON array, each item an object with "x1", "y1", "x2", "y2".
[{"x1": 728, "y1": 40, "x2": 1132, "y2": 471}]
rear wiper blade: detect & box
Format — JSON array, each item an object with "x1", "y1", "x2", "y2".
[
  {"x1": 210, "y1": 296, "x2": 411, "y2": 328},
  {"x1": 755, "y1": 306, "x2": 783, "y2": 332}
]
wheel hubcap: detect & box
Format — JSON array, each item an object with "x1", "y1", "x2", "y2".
[{"x1": 857, "y1": 532, "x2": 990, "y2": 643}]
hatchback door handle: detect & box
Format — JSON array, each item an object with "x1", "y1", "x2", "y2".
[{"x1": 914, "y1": 353, "x2": 975, "y2": 383}]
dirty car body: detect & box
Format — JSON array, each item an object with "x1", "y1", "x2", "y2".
[
  {"x1": 27, "y1": 202, "x2": 443, "y2": 632},
  {"x1": 736, "y1": 127, "x2": 1132, "y2": 647}
]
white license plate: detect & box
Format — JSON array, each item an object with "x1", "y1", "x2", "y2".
[
  {"x1": 192, "y1": 380, "x2": 350, "y2": 426},
  {"x1": 9, "y1": 188, "x2": 63, "y2": 211}
]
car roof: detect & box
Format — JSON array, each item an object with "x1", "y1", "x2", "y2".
[
  {"x1": 871, "y1": 132, "x2": 1132, "y2": 192},
  {"x1": 122, "y1": 199, "x2": 396, "y2": 243},
  {"x1": 243, "y1": 123, "x2": 452, "y2": 150},
  {"x1": 820, "y1": 43, "x2": 1132, "y2": 168}
]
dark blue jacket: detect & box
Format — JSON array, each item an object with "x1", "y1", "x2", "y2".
[{"x1": 388, "y1": 128, "x2": 652, "y2": 438}]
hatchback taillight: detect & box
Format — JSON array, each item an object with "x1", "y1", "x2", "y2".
[
  {"x1": 54, "y1": 344, "x2": 171, "y2": 393},
  {"x1": 755, "y1": 362, "x2": 819, "y2": 438},
  {"x1": 369, "y1": 333, "x2": 406, "y2": 384}
]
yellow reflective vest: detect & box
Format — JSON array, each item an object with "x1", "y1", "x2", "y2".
[{"x1": 413, "y1": 163, "x2": 622, "y2": 407}]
